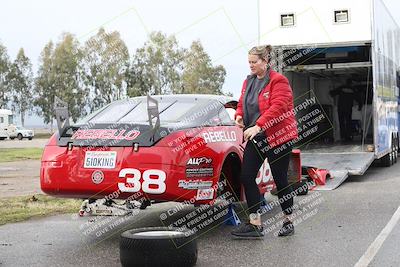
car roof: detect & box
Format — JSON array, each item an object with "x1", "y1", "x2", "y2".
[{"x1": 126, "y1": 94, "x2": 235, "y2": 103}]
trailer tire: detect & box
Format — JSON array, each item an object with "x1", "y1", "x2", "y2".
[
  {"x1": 120, "y1": 227, "x2": 197, "y2": 267},
  {"x1": 381, "y1": 152, "x2": 393, "y2": 167}
]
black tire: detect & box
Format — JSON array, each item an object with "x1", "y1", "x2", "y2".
[
  {"x1": 10, "y1": 137, "x2": 15, "y2": 140},
  {"x1": 120, "y1": 227, "x2": 197, "y2": 267},
  {"x1": 17, "y1": 133, "x2": 23, "y2": 140},
  {"x1": 28, "y1": 137, "x2": 33, "y2": 140},
  {"x1": 381, "y1": 153, "x2": 392, "y2": 167},
  {"x1": 0, "y1": 137, "x2": 5, "y2": 140},
  {"x1": 393, "y1": 135, "x2": 398, "y2": 164}
]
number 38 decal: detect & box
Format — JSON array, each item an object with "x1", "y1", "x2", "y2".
[{"x1": 118, "y1": 168, "x2": 166, "y2": 194}]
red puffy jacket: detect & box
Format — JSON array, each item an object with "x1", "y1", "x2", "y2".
[{"x1": 235, "y1": 70, "x2": 298, "y2": 148}]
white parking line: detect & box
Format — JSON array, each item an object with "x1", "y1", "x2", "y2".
[{"x1": 354, "y1": 205, "x2": 400, "y2": 267}]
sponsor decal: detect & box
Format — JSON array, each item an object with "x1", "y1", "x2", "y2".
[
  {"x1": 91, "y1": 170, "x2": 104, "y2": 184},
  {"x1": 202, "y1": 131, "x2": 237, "y2": 143},
  {"x1": 186, "y1": 168, "x2": 214, "y2": 178},
  {"x1": 72, "y1": 129, "x2": 140, "y2": 140},
  {"x1": 187, "y1": 157, "x2": 213, "y2": 166},
  {"x1": 178, "y1": 180, "x2": 213, "y2": 190},
  {"x1": 196, "y1": 188, "x2": 214, "y2": 200},
  {"x1": 256, "y1": 160, "x2": 274, "y2": 191},
  {"x1": 186, "y1": 157, "x2": 214, "y2": 178}
]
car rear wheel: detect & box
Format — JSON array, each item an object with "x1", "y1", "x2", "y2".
[
  {"x1": 17, "y1": 133, "x2": 23, "y2": 140},
  {"x1": 28, "y1": 137, "x2": 33, "y2": 140},
  {"x1": 120, "y1": 227, "x2": 197, "y2": 267}
]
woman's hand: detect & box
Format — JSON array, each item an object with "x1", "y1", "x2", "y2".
[
  {"x1": 235, "y1": 116, "x2": 244, "y2": 128},
  {"x1": 244, "y1": 125, "x2": 262, "y2": 141}
]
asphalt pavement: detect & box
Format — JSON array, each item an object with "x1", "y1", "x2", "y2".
[{"x1": 1, "y1": 163, "x2": 400, "y2": 267}]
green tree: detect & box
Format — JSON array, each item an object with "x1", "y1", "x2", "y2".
[
  {"x1": 52, "y1": 33, "x2": 86, "y2": 122},
  {"x1": 8, "y1": 48, "x2": 33, "y2": 126},
  {"x1": 127, "y1": 33, "x2": 227, "y2": 96},
  {"x1": 0, "y1": 43, "x2": 10, "y2": 108},
  {"x1": 127, "y1": 32, "x2": 184, "y2": 96},
  {"x1": 181, "y1": 40, "x2": 226, "y2": 95},
  {"x1": 34, "y1": 41, "x2": 56, "y2": 126},
  {"x1": 83, "y1": 28, "x2": 130, "y2": 112},
  {"x1": 35, "y1": 33, "x2": 86, "y2": 127}
]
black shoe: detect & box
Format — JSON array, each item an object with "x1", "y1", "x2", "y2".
[
  {"x1": 231, "y1": 222, "x2": 264, "y2": 239},
  {"x1": 278, "y1": 220, "x2": 294, "y2": 237}
]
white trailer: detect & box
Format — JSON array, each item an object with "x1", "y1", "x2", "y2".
[
  {"x1": 259, "y1": 0, "x2": 400, "y2": 189},
  {"x1": 0, "y1": 109, "x2": 17, "y2": 140}
]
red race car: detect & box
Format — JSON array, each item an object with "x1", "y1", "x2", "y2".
[{"x1": 41, "y1": 95, "x2": 293, "y2": 211}]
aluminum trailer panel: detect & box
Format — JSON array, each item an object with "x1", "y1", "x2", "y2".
[
  {"x1": 259, "y1": 0, "x2": 373, "y2": 46},
  {"x1": 372, "y1": 0, "x2": 400, "y2": 158},
  {"x1": 302, "y1": 148, "x2": 375, "y2": 190},
  {"x1": 260, "y1": 0, "x2": 400, "y2": 189}
]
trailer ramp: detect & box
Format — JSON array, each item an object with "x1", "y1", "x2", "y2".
[{"x1": 301, "y1": 145, "x2": 375, "y2": 190}]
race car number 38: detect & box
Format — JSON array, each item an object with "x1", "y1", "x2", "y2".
[{"x1": 118, "y1": 169, "x2": 167, "y2": 194}]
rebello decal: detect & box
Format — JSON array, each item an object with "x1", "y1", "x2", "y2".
[
  {"x1": 202, "y1": 131, "x2": 236, "y2": 143},
  {"x1": 71, "y1": 129, "x2": 140, "y2": 140}
]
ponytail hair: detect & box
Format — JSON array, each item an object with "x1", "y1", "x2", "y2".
[{"x1": 248, "y1": 45, "x2": 273, "y2": 61}]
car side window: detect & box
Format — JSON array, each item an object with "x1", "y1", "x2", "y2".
[{"x1": 216, "y1": 106, "x2": 235, "y2": 126}]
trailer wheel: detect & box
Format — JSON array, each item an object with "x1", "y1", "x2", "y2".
[
  {"x1": 381, "y1": 152, "x2": 393, "y2": 167},
  {"x1": 120, "y1": 227, "x2": 197, "y2": 267},
  {"x1": 394, "y1": 134, "x2": 398, "y2": 162}
]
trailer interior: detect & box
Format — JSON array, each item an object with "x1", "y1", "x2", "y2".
[{"x1": 278, "y1": 45, "x2": 376, "y2": 189}]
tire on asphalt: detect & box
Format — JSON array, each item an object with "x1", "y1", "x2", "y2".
[
  {"x1": 17, "y1": 133, "x2": 23, "y2": 140},
  {"x1": 381, "y1": 151, "x2": 393, "y2": 167},
  {"x1": 120, "y1": 227, "x2": 198, "y2": 267}
]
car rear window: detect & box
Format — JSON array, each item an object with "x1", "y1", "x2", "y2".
[{"x1": 80, "y1": 98, "x2": 212, "y2": 124}]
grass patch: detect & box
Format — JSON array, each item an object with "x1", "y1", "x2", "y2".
[
  {"x1": 34, "y1": 132, "x2": 53, "y2": 139},
  {"x1": 0, "y1": 148, "x2": 44, "y2": 162},
  {"x1": 0, "y1": 194, "x2": 81, "y2": 226}
]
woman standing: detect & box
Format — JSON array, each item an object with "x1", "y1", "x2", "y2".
[{"x1": 231, "y1": 45, "x2": 298, "y2": 238}]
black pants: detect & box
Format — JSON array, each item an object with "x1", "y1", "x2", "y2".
[
  {"x1": 240, "y1": 134, "x2": 293, "y2": 215},
  {"x1": 338, "y1": 107, "x2": 353, "y2": 140}
]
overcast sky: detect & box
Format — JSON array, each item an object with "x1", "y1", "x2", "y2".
[{"x1": 1, "y1": 0, "x2": 399, "y2": 126}]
